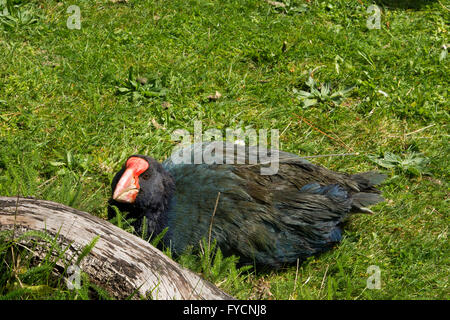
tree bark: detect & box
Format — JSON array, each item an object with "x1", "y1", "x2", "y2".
[{"x1": 0, "y1": 196, "x2": 234, "y2": 300}]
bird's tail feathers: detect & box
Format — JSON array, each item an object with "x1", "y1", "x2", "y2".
[
  {"x1": 351, "y1": 192, "x2": 385, "y2": 214},
  {"x1": 351, "y1": 171, "x2": 387, "y2": 188}
]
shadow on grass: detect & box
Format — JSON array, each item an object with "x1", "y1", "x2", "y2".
[{"x1": 374, "y1": 0, "x2": 438, "y2": 9}]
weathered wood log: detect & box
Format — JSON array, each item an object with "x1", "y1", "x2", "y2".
[{"x1": 0, "y1": 196, "x2": 234, "y2": 300}]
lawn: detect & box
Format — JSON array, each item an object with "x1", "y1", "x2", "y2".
[{"x1": 0, "y1": 0, "x2": 448, "y2": 299}]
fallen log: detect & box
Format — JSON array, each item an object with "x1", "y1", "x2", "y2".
[{"x1": 0, "y1": 196, "x2": 234, "y2": 300}]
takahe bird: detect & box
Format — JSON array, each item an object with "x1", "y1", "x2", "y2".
[{"x1": 108, "y1": 142, "x2": 386, "y2": 268}]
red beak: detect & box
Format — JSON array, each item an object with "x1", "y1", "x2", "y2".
[{"x1": 113, "y1": 157, "x2": 149, "y2": 203}]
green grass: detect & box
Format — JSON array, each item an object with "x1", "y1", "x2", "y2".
[
  {"x1": 0, "y1": 229, "x2": 112, "y2": 299},
  {"x1": 0, "y1": 0, "x2": 448, "y2": 299}
]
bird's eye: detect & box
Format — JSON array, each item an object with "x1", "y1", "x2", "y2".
[{"x1": 141, "y1": 171, "x2": 151, "y2": 180}]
